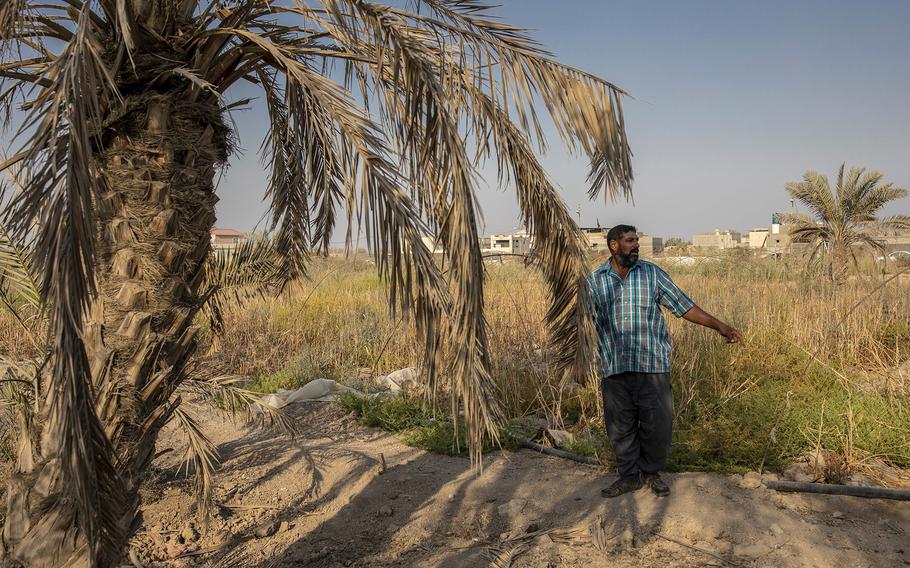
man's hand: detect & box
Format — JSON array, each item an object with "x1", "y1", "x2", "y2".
[
  {"x1": 716, "y1": 322, "x2": 743, "y2": 344},
  {"x1": 682, "y1": 305, "x2": 743, "y2": 344}
]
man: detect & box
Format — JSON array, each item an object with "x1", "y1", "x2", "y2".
[{"x1": 589, "y1": 224, "x2": 742, "y2": 497}]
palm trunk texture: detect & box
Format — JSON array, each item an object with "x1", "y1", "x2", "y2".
[{"x1": 3, "y1": 94, "x2": 224, "y2": 566}]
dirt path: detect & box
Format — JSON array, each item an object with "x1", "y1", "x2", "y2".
[{"x1": 133, "y1": 402, "x2": 910, "y2": 567}]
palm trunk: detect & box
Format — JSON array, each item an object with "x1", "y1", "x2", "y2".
[
  {"x1": 830, "y1": 242, "x2": 850, "y2": 283},
  {"x1": 3, "y1": 95, "x2": 223, "y2": 566}
]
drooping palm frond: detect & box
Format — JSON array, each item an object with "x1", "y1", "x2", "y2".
[
  {"x1": 3, "y1": 5, "x2": 126, "y2": 562},
  {"x1": 172, "y1": 406, "x2": 219, "y2": 521}
]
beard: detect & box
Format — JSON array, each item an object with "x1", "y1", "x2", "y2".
[{"x1": 615, "y1": 249, "x2": 639, "y2": 267}]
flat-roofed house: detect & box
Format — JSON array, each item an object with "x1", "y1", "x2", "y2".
[
  {"x1": 210, "y1": 228, "x2": 246, "y2": 251},
  {"x1": 692, "y1": 229, "x2": 741, "y2": 250},
  {"x1": 487, "y1": 231, "x2": 532, "y2": 255}
]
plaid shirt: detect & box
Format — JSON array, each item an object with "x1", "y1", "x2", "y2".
[{"x1": 588, "y1": 259, "x2": 695, "y2": 377}]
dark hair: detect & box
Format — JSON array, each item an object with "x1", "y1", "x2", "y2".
[{"x1": 607, "y1": 224, "x2": 637, "y2": 250}]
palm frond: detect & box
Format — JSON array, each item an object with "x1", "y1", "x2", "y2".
[
  {"x1": 200, "y1": 236, "x2": 286, "y2": 337},
  {"x1": 786, "y1": 172, "x2": 837, "y2": 224},
  {"x1": 877, "y1": 214, "x2": 910, "y2": 232},
  {"x1": 470, "y1": 91, "x2": 596, "y2": 385},
  {"x1": 178, "y1": 366, "x2": 300, "y2": 437},
  {"x1": 853, "y1": 182, "x2": 908, "y2": 223},
  {"x1": 321, "y1": 0, "x2": 506, "y2": 459},
  {"x1": 0, "y1": 0, "x2": 28, "y2": 45},
  {"x1": 2, "y1": 6, "x2": 125, "y2": 564},
  {"x1": 172, "y1": 407, "x2": 219, "y2": 522},
  {"x1": 390, "y1": 0, "x2": 633, "y2": 199}
]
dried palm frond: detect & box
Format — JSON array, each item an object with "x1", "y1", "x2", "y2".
[
  {"x1": 4, "y1": 5, "x2": 125, "y2": 562},
  {"x1": 484, "y1": 542, "x2": 530, "y2": 568},
  {"x1": 178, "y1": 366, "x2": 300, "y2": 436},
  {"x1": 1, "y1": 2, "x2": 634, "y2": 563},
  {"x1": 172, "y1": 407, "x2": 219, "y2": 521}
]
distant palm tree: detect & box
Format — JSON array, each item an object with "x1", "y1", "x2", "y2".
[
  {"x1": 0, "y1": 1, "x2": 632, "y2": 565},
  {"x1": 785, "y1": 164, "x2": 910, "y2": 280}
]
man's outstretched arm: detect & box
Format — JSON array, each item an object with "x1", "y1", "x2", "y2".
[{"x1": 681, "y1": 306, "x2": 743, "y2": 343}]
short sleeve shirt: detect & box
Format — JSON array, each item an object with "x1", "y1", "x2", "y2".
[{"x1": 588, "y1": 259, "x2": 694, "y2": 377}]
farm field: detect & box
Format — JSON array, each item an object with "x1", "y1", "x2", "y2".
[{"x1": 2, "y1": 255, "x2": 909, "y2": 567}]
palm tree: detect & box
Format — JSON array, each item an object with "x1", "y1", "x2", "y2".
[
  {"x1": 0, "y1": 209, "x2": 294, "y2": 552},
  {"x1": 0, "y1": 2, "x2": 632, "y2": 565},
  {"x1": 785, "y1": 164, "x2": 910, "y2": 280}
]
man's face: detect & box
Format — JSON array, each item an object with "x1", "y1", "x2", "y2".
[{"x1": 610, "y1": 232, "x2": 639, "y2": 267}]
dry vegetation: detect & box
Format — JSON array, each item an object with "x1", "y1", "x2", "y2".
[
  {"x1": 192, "y1": 254, "x2": 910, "y2": 478},
  {"x1": 3, "y1": 253, "x2": 909, "y2": 483}
]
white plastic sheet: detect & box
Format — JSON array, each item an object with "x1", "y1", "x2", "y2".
[{"x1": 254, "y1": 368, "x2": 418, "y2": 411}]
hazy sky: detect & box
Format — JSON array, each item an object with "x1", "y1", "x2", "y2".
[{"x1": 15, "y1": 1, "x2": 905, "y2": 242}]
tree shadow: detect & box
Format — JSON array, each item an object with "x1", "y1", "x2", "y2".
[{"x1": 143, "y1": 402, "x2": 910, "y2": 568}]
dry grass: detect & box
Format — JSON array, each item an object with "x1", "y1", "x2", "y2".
[{"x1": 2, "y1": 253, "x2": 909, "y2": 477}]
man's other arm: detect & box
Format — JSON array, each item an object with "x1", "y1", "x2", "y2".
[
  {"x1": 654, "y1": 267, "x2": 742, "y2": 344},
  {"x1": 681, "y1": 306, "x2": 743, "y2": 343}
]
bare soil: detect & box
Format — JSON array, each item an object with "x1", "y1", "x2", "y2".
[{"x1": 132, "y1": 402, "x2": 910, "y2": 567}]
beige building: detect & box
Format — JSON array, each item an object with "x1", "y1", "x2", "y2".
[
  {"x1": 210, "y1": 228, "x2": 247, "y2": 251},
  {"x1": 639, "y1": 235, "x2": 664, "y2": 257},
  {"x1": 748, "y1": 228, "x2": 769, "y2": 249},
  {"x1": 580, "y1": 227, "x2": 610, "y2": 251},
  {"x1": 871, "y1": 231, "x2": 910, "y2": 259},
  {"x1": 692, "y1": 229, "x2": 742, "y2": 250},
  {"x1": 487, "y1": 232, "x2": 532, "y2": 255},
  {"x1": 579, "y1": 227, "x2": 663, "y2": 256},
  {"x1": 763, "y1": 223, "x2": 791, "y2": 254}
]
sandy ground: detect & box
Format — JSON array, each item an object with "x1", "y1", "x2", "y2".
[{"x1": 132, "y1": 402, "x2": 910, "y2": 568}]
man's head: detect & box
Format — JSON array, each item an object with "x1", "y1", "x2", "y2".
[{"x1": 607, "y1": 224, "x2": 639, "y2": 267}]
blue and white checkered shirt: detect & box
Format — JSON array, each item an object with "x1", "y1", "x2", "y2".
[{"x1": 588, "y1": 259, "x2": 695, "y2": 377}]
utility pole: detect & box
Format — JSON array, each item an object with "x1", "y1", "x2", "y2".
[{"x1": 576, "y1": 204, "x2": 581, "y2": 226}]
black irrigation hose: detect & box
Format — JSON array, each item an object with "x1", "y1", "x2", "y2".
[
  {"x1": 521, "y1": 439, "x2": 602, "y2": 466},
  {"x1": 762, "y1": 479, "x2": 910, "y2": 501}
]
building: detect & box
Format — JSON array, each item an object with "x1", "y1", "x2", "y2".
[
  {"x1": 578, "y1": 226, "x2": 663, "y2": 256},
  {"x1": 580, "y1": 227, "x2": 610, "y2": 251},
  {"x1": 486, "y1": 231, "x2": 532, "y2": 255},
  {"x1": 639, "y1": 235, "x2": 664, "y2": 257},
  {"x1": 747, "y1": 228, "x2": 769, "y2": 249},
  {"x1": 870, "y1": 230, "x2": 910, "y2": 259},
  {"x1": 692, "y1": 229, "x2": 742, "y2": 250},
  {"x1": 210, "y1": 228, "x2": 247, "y2": 251},
  {"x1": 762, "y1": 221, "x2": 791, "y2": 254}
]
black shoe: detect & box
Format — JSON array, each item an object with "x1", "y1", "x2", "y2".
[
  {"x1": 644, "y1": 472, "x2": 670, "y2": 496},
  {"x1": 601, "y1": 474, "x2": 643, "y2": 498}
]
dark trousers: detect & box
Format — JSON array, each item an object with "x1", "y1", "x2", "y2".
[{"x1": 601, "y1": 372, "x2": 673, "y2": 478}]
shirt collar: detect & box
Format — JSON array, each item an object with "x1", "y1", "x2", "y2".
[{"x1": 606, "y1": 256, "x2": 640, "y2": 279}]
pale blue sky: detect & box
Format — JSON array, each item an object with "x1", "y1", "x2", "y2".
[{"x1": 215, "y1": 0, "x2": 910, "y2": 241}]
